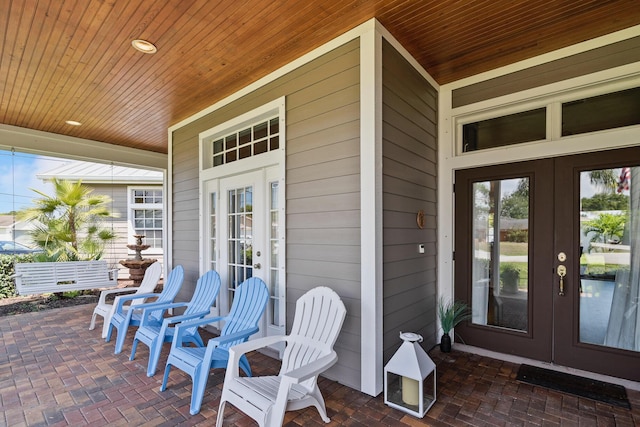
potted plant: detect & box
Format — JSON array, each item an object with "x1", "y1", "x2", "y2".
[
  {"x1": 437, "y1": 297, "x2": 471, "y2": 352},
  {"x1": 500, "y1": 264, "x2": 520, "y2": 294}
]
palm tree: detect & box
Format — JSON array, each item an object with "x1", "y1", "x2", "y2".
[
  {"x1": 18, "y1": 178, "x2": 118, "y2": 261},
  {"x1": 589, "y1": 169, "x2": 618, "y2": 193},
  {"x1": 584, "y1": 212, "x2": 626, "y2": 246}
]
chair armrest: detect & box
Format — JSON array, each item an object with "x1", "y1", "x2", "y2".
[
  {"x1": 141, "y1": 301, "x2": 188, "y2": 313},
  {"x1": 139, "y1": 302, "x2": 189, "y2": 326},
  {"x1": 114, "y1": 292, "x2": 161, "y2": 312},
  {"x1": 98, "y1": 287, "x2": 139, "y2": 305},
  {"x1": 174, "y1": 315, "x2": 224, "y2": 331},
  {"x1": 223, "y1": 335, "x2": 287, "y2": 384},
  {"x1": 228, "y1": 335, "x2": 287, "y2": 357},
  {"x1": 204, "y1": 326, "x2": 261, "y2": 371},
  {"x1": 208, "y1": 327, "x2": 260, "y2": 348},
  {"x1": 171, "y1": 315, "x2": 224, "y2": 349},
  {"x1": 162, "y1": 310, "x2": 210, "y2": 327},
  {"x1": 281, "y1": 351, "x2": 338, "y2": 384}
]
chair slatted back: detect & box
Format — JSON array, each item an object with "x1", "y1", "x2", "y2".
[
  {"x1": 280, "y1": 287, "x2": 346, "y2": 378},
  {"x1": 147, "y1": 265, "x2": 184, "y2": 322},
  {"x1": 180, "y1": 270, "x2": 221, "y2": 335},
  {"x1": 219, "y1": 277, "x2": 269, "y2": 349},
  {"x1": 129, "y1": 262, "x2": 163, "y2": 309}
]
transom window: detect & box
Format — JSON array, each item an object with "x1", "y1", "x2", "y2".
[
  {"x1": 211, "y1": 116, "x2": 280, "y2": 167},
  {"x1": 458, "y1": 84, "x2": 640, "y2": 154}
]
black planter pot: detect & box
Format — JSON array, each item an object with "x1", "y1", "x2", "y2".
[{"x1": 440, "y1": 333, "x2": 452, "y2": 352}]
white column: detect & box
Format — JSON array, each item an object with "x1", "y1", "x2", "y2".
[{"x1": 360, "y1": 22, "x2": 383, "y2": 396}]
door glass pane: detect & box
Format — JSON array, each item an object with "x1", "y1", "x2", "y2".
[
  {"x1": 210, "y1": 192, "x2": 217, "y2": 272},
  {"x1": 269, "y1": 181, "x2": 283, "y2": 327},
  {"x1": 471, "y1": 178, "x2": 529, "y2": 332},
  {"x1": 227, "y1": 187, "x2": 253, "y2": 306},
  {"x1": 579, "y1": 167, "x2": 639, "y2": 352}
]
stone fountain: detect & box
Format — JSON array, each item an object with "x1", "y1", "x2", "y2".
[{"x1": 119, "y1": 234, "x2": 157, "y2": 285}]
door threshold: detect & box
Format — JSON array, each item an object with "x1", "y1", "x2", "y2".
[{"x1": 455, "y1": 343, "x2": 640, "y2": 392}]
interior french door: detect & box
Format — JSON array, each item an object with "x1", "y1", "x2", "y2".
[
  {"x1": 455, "y1": 148, "x2": 640, "y2": 381},
  {"x1": 203, "y1": 167, "x2": 285, "y2": 339}
]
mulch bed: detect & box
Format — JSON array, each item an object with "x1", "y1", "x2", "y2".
[{"x1": 0, "y1": 280, "x2": 137, "y2": 317}]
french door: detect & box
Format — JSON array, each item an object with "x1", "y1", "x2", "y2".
[
  {"x1": 203, "y1": 167, "x2": 285, "y2": 339},
  {"x1": 455, "y1": 147, "x2": 640, "y2": 381}
]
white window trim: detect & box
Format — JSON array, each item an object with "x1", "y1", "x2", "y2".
[
  {"x1": 453, "y1": 72, "x2": 640, "y2": 157},
  {"x1": 199, "y1": 98, "x2": 285, "y2": 178},
  {"x1": 127, "y1": 185, "x2": 164, "y2": 256},
  {"x1": 198, "y1": 96, "x2": 286, "y2": 319}
]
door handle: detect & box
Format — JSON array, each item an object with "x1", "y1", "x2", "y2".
[
  {"x1": 253, "y1": 263, "x2": 261, "y2": 269},
  {"x1": 557, "y1": 265, "x2": 567, "y2": 296}
]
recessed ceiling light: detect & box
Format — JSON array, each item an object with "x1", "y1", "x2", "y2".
[
  {"x1": 131, "y1": 39, "x2": 157, "y2": 54},
  {"x1": 65, "y1": 120, "x2": 82, "y2": 126}
]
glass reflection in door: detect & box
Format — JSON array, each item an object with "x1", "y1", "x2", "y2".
[
  {"x1": 471, "y1": 178, "x2": 529, "y2": 332},
  {"x1": 227, "y1": 186, "x2": 253, "y2": 306},
  {"x1": 579, "y1": 167, "x2": 640, "y2": 352}
]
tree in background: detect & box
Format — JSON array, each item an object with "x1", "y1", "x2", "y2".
[
  {"x1": 581, "y1": 192, "x2": 629, "y2": 211},
  {"x1": 500, "y1": 178, "x2": 529, "y2": 219},
  {"x1": 18, "y1": 178, "x2": 117, "y2": 261}
]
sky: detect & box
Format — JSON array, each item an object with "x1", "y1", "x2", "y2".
[{"x1": 0, "y1": 150, "x2": 64, "y2": 214}]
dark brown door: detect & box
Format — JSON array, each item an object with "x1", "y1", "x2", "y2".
[{"x1": 455, "y1": 148, "x2": 640, "y2": 381}]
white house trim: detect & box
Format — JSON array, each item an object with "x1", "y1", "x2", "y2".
[
  {"x1": 166, "y1": 128, "x2": 174, "y2": 277},
  {"x1": 360, "y1": 25, "x2": 384, "y2": 396},
  {"x1": 0, "y1": 124, "x2": 166, "y2": 169}
]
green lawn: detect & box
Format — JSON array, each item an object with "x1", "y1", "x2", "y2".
[
  {"x1": 500, "y1": 242, "x2": 528, "y2": 256},
  {"x1": 476, "y1": 241, "x2": 528, "y2": 256}
]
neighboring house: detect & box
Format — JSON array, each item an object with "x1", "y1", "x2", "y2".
[
  {"x1": 36, "y1": 161, "x2": 164, "y2": 279},
  {"x1": 0, "y1": 215, "x2": 40, "y2": 247},
  {"x1": 1, "y1": 17, "x2": 639, "y2": 398}
]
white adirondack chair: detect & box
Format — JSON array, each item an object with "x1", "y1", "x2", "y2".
[
  {"x1": 216, "y1": 286, "x2": 346, "y2": 427},
  {"x1": 89, "y1": 262, "x2": 162, "y2": 338}
]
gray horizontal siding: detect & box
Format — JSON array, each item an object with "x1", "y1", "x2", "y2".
[
  {"x1": 285, "y1": 37, "x2": 361, "y2": 392},
  {"x1": 453, "y1": 36, "x2": 640, "y2": 108},
  {"x1": 287, "y1": 243, "x2": 360, "y2": 264},
  {"x1": 287, "y1": 175, "x2": 360, "y2": 199},
  {"x1": 287, "y1": 210, "x2": 360, "y2": 229},
  {"x1": 171, "y1": 39, "x2": 362, "y2": 390},
  {"x1": 381, "y1": 40, "x2": 438, "y2": 363}
]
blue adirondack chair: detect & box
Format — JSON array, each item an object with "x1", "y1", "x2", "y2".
[
  {"x1": 160, "y1": 276, "x2": 269, "y2": 415},
  {"x1": 106, "y1": 265, "x2": 185, "y2": 354},
  {"x1": 129, "y1": 269, "x2": 221, "y2": 376}
]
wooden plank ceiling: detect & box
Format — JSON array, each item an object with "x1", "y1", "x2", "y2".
[{"x1": 1, "y1": 0, "x2": 639, "y2": 154}]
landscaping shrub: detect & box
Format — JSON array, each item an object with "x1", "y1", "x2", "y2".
[
  {"x1": 0, "y1": 254, "x2": 36, "y2": 298},
  {"x1": 504, "y1": 229, "x2": 528, "y2": 243}
]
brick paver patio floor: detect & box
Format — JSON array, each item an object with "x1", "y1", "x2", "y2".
[{"x1": 1, "y1": 304, "x2": 639, "y2": 426}]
